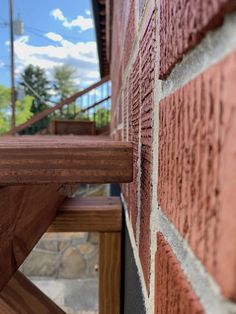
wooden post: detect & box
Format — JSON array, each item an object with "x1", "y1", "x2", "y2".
[{"x1": 99, "y1": 232, "x2": 121, "y2": 314}]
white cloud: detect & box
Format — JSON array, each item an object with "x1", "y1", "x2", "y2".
[
  {"x1": 14, "y1": 36, "x2": 99, "y2": 87},
  {"x1": 63, "y1": 16, "x2": 93, "y2": 31},
  {"x1": 86, "y1": 10, "x2": 91, "y2": 16},
  {"x1": 45, "y1": 32, "x2": 63, "y2": 42},
  {"x1": 0, "y1": 61, "x2": 4, "y2": 68},
  {"x1": 50, "y1": 8, "x2": 65, "y2": 21},
  {"x1": 50, "y1": 8, "x2": 93, "y2": 31}
]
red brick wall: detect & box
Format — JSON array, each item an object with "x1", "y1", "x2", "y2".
[
  {"x1": 158, "y1": 52, "x2": 236, "y2": 300},
  {"x1": 110, "y1": 0, "x2": 236, "y2": 312},
  {"x1": 139, "y1": 10, "x2": 155, "y2": 289},
  {"x1": 155, "y1": 233, "x2": 204, "y2": 314},
  {"x1": 159, "y1": 0, "x2": 236, "y2": 78}
]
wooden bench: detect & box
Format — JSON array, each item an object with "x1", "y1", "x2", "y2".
[
  {"x1": 49, "y1": 196, "x2": 122, "y2": 314},
  {"x1": 0, "y1": 136, "x2": 133, "y2": 184},
  {"x1": 0, "y1": 135, "x2": 131, "y2": 313},
  {"x1": 0, "y1": 196, "x2": 122, "y2": 314}
]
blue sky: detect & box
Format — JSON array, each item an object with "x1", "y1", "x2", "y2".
[{"x1": 0, "y1": 0, "x2": 100, "y2": 89}]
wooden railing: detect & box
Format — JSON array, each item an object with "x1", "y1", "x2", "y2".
[
  {"x1": 5, "y1": 75, "x2": 111, "y2": 135},
  {"x1": 0, "y1": 136, "x2": 133, "y2": 313}
]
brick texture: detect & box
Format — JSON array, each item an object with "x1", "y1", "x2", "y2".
[
  {"x1": 155, "y1": 233, "x2": 204, "y2": 314},
  {"x1": 158, "y1": 52, "x2": 236, "y2": 300},
  {"x1": 139, "y1": 11, "x2": 156, "y2": 290},
  {"x1": 139, "y1": 0, "x2": 146, "y2": 15},
  {"x1": 159, "y1": 0, "x2": 236, "y2": 79},
  {"x1": 124, "y1": 0, "x2": 136, "y2": 70},
  {"x1": 129, "y1": 53, "x2": 141, "y2": 235}
]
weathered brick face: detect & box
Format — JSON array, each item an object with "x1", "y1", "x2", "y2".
[
  {"x1": 158, "y1": 52, "x2": 236, "y2": 300},
  {"x1": 159, "y1": 0, "x2": 236, "y2": 78},
  {"x1": 139, "y1": 11, "x2": 156, "y2": 289},
  {"x1": 139, "y1": 0, "x2": 146, "y2": 15},
  {"x1": 129, "y1": 53, "x2": 141, "y2": 235},
  {"x1": 155, "y1": 233, "x2": 204, "y2": 314},
  {"x1": 124, "y1": 0, "x2": 136, "y2": 70}
]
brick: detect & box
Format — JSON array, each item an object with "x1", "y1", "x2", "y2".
[
  {"x1": 123, "y1": 79, "x2": 129, "y2": 142},
  {"x1": 155, "y1": 233, "x2": 204, "y2": 314},
  {"x1": 128, "y1": 53, "x2": 141, "y2": 235},
  {"x1": 139, "y1": 0, "x2": 146, "y2": 15},
  {"x1": 158, "y1": 52, "x2": 236, "y2": 300},
  {"x1": 159, "y1": 0, "x2": 236, "y2": 78},
  {"x1": 123, "y1": 0, "x2": 136, "y2": 70},
  {"x1": 139, "y1": 11, "x2": 156, "y2": 290}
]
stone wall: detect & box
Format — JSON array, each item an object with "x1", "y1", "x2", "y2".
[
  {"x1": 21, "y1": 184, "x2": 109, "y2": 313},
  {"x1": 110, "y1": 0, "x2": 236, "y2": 313},
  {"x1": 21, "y1": 232, "x2": 99, "y2": 280}
]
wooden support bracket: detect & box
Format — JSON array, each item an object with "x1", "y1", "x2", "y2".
[{"x1": 0, "y1": 271, "x2": 65, "y2": 313}]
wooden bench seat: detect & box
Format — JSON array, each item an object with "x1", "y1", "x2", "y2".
[{"x1": 0, "y1": 136, "x2": 133, "y2": 185}]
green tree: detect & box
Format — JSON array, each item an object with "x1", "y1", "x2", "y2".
[
  {"x1": 53, "y1": 65, "x2": 78, "y2": 118},
  {"x1": 0, "y1": 85, "x2": 33, "y2": 134},
  {"x1": 53, "y1": 65, "x2": 77, "y2": 100},
  {"x1": 20, "y1": 64, "x2": 51, "y2": 114},
  {"x1": 93, "y1": 108, "x2": 110, "y2": 128},
  {"x1": 0, "y1": 85, "x2": 11, "y2": 133},
  {"x1": 20, "y1": 65, "x2": 51, "y2": 134}
]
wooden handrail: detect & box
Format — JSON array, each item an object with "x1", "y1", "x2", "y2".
[{"x1": 5, "y1": 75, "x2": 110, "y2": 135}]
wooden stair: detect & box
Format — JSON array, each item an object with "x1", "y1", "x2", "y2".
[{"x1": 0, "y1": 135, "x2": 132, "y2": 313}]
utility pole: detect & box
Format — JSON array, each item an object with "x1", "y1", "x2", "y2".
[{"x1": 9, "y1": 0, "x2": 16, "y2": 129}]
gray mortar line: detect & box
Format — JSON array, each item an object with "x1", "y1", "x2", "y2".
[
  {"x1": 148, "y1": 16, "x2": 161, "y2": 314},
  {"x1": 161, "y1": 12, "x2": 236, "y2": 100},
  {"x1": 153, "y1": 205, "x2": 236, "y2": 314}
]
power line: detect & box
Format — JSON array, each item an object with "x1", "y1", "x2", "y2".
[
  {"x1": 25, "y1": 29, "x2": 58, "y2": 45},
  {"x1": 25, "y1": 25, "x2": 82, "y2": 42}
]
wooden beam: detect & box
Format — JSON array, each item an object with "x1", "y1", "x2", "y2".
[
  {"x1": 5, "y1": 75, "x2": 110, "y2": 135},
  {"x1": 0, "y1": 271, "x2": 65, "y2": 313},
  {"x1": 0, "y1": 136, "x2": 133, "y2": 184},
  {"x1": 0, "y1": 185, "x2": 65, "y2": 292},
  {"x1": 48, "y1": 196, "x2": 122, "y2": 232},
  {"x1": 99, "y1": 232, "x2": 121, "y2": 314}
]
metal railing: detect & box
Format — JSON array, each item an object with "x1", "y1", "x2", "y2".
[{"x1": 5, "y1": 75, "x2": 111, "y2": 135}]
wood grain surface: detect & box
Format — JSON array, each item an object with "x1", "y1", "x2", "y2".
[
  {"x1": 0, "y1": 271, "x2": 65, "y2": 313},
  {"x1": 0, "y1": 136, "x2": 133, "y2": 184},
  {"x1": 99, "y1": 232, "x2": 121, "y2": 314},
  {"x1": 48, "y1": 196, "x2": 122, "y2": 232},
  {"x1": 0, "y1": 185, "x2": 65, "y2": 292}
]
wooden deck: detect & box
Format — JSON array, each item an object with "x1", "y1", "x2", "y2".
[{"x1": 0, "y1": 136, "x2": 133, "y2": 184}]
